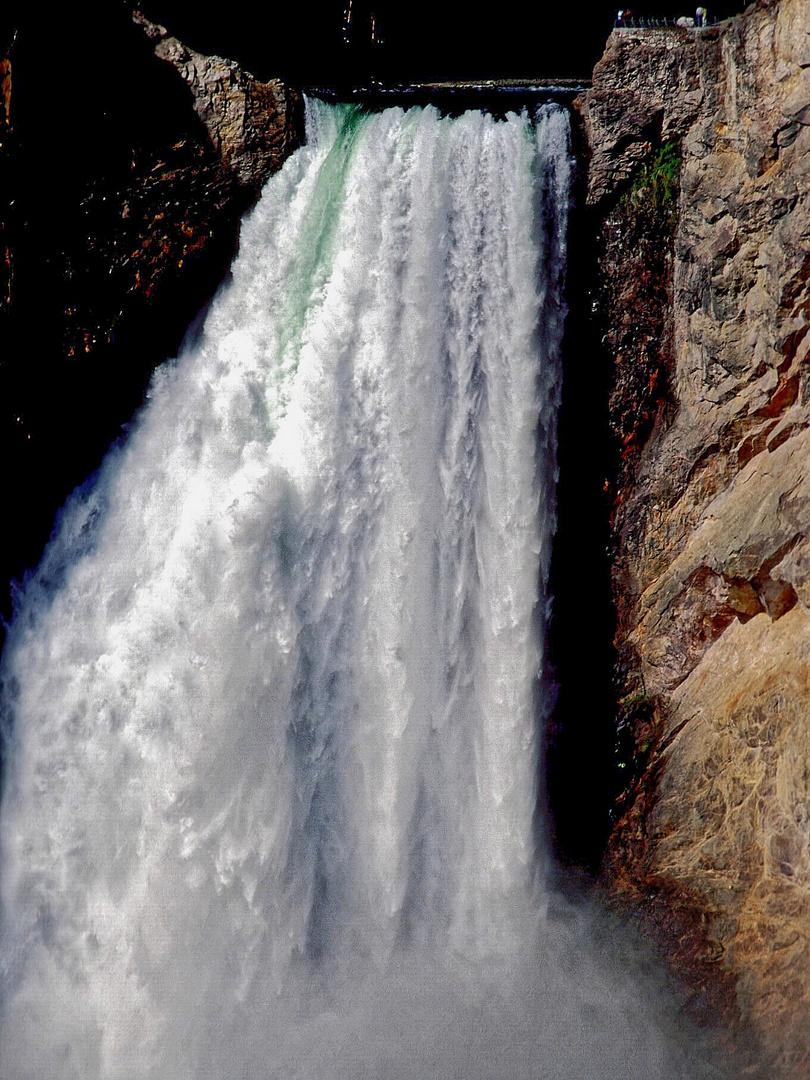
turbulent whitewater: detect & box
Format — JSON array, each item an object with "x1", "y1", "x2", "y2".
[{"x1": 0, "y1": 102, "x2": 716, "y2": 1079}]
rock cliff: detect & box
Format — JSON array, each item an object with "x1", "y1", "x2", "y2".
[
  {"x1": 578, "y1": 1, "x2": 810, "y2": 1072},
  {"x1": 132, "y1": 12, "x2": 301, "y2": 191}
]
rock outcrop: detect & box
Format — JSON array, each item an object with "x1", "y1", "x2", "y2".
[
  {"x1": 578, "y1": 1, "x2": 810, "y2": 1072},
  {"x1": 133, "y1": 12, "x2": 301, "y2": 193}
]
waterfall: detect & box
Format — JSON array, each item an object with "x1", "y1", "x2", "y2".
[{"x1": 0, "y1": 102, "x2": 716, "y2": 1080}]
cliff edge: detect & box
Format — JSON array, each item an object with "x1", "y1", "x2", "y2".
[{"x1": 579, "y1": 1, "x2": 810, "y2": 1072}]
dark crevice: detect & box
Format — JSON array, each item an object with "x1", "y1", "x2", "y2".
[{"x1": 544, "y1": 110, "x2": 618, "y2": 875}]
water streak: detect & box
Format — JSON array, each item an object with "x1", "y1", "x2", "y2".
[{"x1": 0, "y1": 102, "x2": 716, "y2": 1079}]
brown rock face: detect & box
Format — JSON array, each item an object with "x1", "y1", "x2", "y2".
[
  {"x1": 579, "y1": 0, "x2": 810, "y2": 1072},
  {"x1": 133, "y1": 12, "x2": 302, "y2": 194}
]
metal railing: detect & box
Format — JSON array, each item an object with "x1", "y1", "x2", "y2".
[{"x1": 614, "y1": 14, "x2": 719, "y2": 27}]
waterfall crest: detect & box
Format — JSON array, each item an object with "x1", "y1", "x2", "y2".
[{"x1": 1, "y1": 102, "x2": 714, "y2": 1080}]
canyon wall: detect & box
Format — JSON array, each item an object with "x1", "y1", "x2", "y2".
[
  {"x1": 4, "y1": 4, "x2": 810, "y2": 1072},
  {"x1": 578, "y1": 1, "x2": 810, "y2": 1072}
]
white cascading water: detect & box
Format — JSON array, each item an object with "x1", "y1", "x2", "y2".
[{"x1": 0, "y1": 103, "x2": 719, "y2": 1080}]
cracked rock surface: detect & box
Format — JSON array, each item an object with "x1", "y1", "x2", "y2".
[
  {"x1": 580, "y1": 0, "x2": 810, "y2": 1071},
  {"x1": 133, "y1": 12, "x2": 301, "y2": 193}
]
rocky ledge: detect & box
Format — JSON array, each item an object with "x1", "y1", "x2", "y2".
[
  {"x1": 578, "y1": 0, "x2": 810, "y2": 1072},
  {"x1": 132, "y1": 12, "x2": 302, "y2": 191}
]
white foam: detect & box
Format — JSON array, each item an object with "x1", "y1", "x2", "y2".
[{"x1": 0, "y1": 102, "x2": 721, "y2": 1079}]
